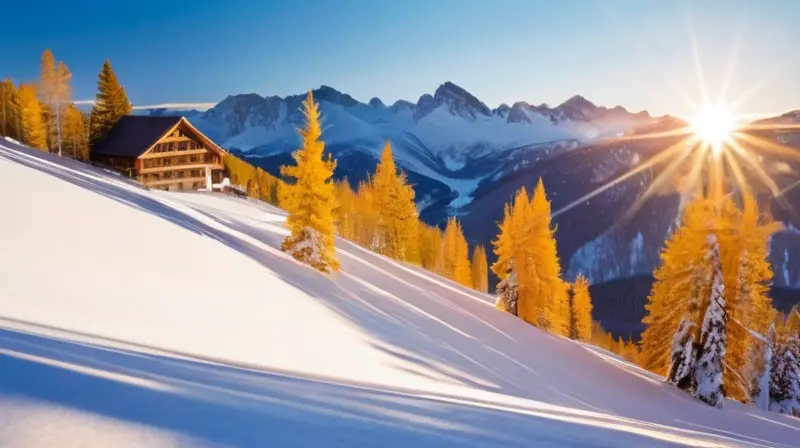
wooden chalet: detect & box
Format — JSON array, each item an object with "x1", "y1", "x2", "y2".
[{"x1": 90, "y1": 116, "x2": 226, "y2": 191}]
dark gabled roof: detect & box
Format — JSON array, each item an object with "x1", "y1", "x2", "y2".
[{"x1": 92, "y1": 115, "x2": 183, "y2": 157}]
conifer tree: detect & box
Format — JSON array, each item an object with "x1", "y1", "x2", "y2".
[
  {"x1": 668, "y1": 318, "x2": 698, "y2": 391},
  {"x1": 640, "y1": 199, "x2": 714, "y2": 375},
  {"x1": 570, "y1": 274, "x2": 593, "y2": 341},
  {"x1": 279, "y1": 91, "x2": 339, "y2": 272},
  {"x1": 491, "y1": 202, "x2": 515, "y2": 280},
  {"x1": 770, "y1": 337, "x2": 800, "y2": 415},
  {"x1": 371, "y1": 141, "x2": 420, "y2": 263},
  {"x1": 722, "y1": 193, "x2": 780, "y2": 402},
  {"x1": 518, "y1": 179, "x2": 569, "y2": 335},
  {"x1": 62, "y1": 104, "x2": 87, "y2": 160},
  {"x1": 90, "y1": 59, "x2": 132, "y2": 146},
  {"x1": 0, "y1": 79, "x2": 22, "y2": 140},
  {"x1": 333, "y1": 179, "x2": 357, "y2": 239},
  {"x1": 754, "y1": 324, "x2": 776, "y2": 410},
  {"x1": 419, "y1": 224, "x2": 444, "y2": 271},
  {"x1": 442, "y1": 217, "x2": 472, "y2": 287},
  {"x1": 17, "y1": 84, "x2": 47, "y2": 150},
  {"x1": 471, "y1": 245, "x2": 488, "y2": 293},
  {"x1": 694, "y1": 235, "x2": 728, "y2": 408}
]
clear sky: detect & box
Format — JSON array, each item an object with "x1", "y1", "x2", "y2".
[{"x1": 2, "y1": 0, "x2": 798, "y2": 117}]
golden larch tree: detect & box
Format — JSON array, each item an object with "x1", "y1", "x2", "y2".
[
  {"x1": 570, "y1": 274, "x2": 593, "y2": 342},
  {"x1": 419, "y1": 224, "x2": 444, "y2": 272},
  {"x1": 0, "y1": 79, "x2": 22, "y2": 140},
  {"x1": 17, "y1": 84, "x2": 47, "y2": 150},
  {"x1": 62, "y1": 104, "x2": 87, "y2": 160},
  {"x1": 518, "y1": 179, "x2": 569, "y2": 336},
  {"x1": 721, "y1": 192, "x2": 781, "y2": 402},
  {"x1": 639, "y1": 198, "x2": 715, "y2": 375},
  {"x1": 279, "y1": 91, "x2": 339, "y2": 272},
  {"x1": 471, "y1": 245, "x2": 489, "y2": 293},
  {"x1": 371, "y1": 141, "x2": 420, "y2": 263},
  {"x1": 442, "y1": 217, "x2": 472, "y2": 287}
]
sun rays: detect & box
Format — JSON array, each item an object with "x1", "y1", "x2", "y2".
[{"x1": 552, "y1": 10, "x2": 800, "y2": 220}]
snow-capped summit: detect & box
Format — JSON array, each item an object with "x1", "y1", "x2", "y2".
[
  {"x1": 368, "y1": 97, "x2": 386, "y2": 108},
  {"x1": 429, "y1": 81, "x2": 492, "y2": 120}
]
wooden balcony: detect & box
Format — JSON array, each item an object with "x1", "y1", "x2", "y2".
[
  {"x1": 140, "y1": 148, "x2": 210, "y2": 159},
  {"x1": 139, "y1": 162, "x2": 224, "y2": 174},
  {"x1": 142, "y1": 176, "x2": 208, "y2": 187}
]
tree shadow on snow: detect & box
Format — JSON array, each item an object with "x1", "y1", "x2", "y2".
[
  {"x1": 3, "y1": 143, "x2": 799, "y2": 448},
  {"x1": 0, "y1": 327, "x2": 713, "y2": 447}
]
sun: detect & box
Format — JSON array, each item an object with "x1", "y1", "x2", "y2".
[{"x1": 690, "y1": 104, "x2": 737, "y2": 155}]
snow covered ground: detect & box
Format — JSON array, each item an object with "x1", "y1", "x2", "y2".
[{"x1": 1, "y1": 141, "x2": 799, "y2": 447}]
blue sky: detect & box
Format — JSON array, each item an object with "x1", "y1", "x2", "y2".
[{"x1": 1, "y1": 0, "x2": 798, "y2": 117}]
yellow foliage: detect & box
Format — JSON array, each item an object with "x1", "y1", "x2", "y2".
[
  {"x1": 571, "y1": 275, "x2": 593, "y2": 342},
  {"x1": 62, "y1": 104, "x2": 87, "y2": 160},
  {"x1": 279, "y1": 91, "x2": 339, "y2": 272},
  {"x1": 420, "y1": 224, "x2": 444, "y2": 272},
  {"x1": 372, "y1": 141, "x2": 420, "y2": 263},
  {"x1": 471, "y1": 245, "x2": 489, "y2": 293},
  {"x1": 491, "y1": 203, "x2": 515, "y2": 281},
  {"x1": 222, "y1": 153, "x2": 282, "y2": 206},
  {"x1": 442, "y1": 217, "x2": 472, "y2": 287},
  {"x1": 639, "y1": 193, "x2": 780, "y2": 403},
  {"x1": 17, "y1": 84, "x2": 47, "y2": 150}
]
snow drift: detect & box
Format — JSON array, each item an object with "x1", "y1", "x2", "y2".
[{"x1": 1, "y1": 141, "x2": 799, "y2": 447}]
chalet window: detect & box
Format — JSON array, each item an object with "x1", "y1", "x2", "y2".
[
  {"x1": 178, "y1": 141, "x2": 188, "y2": 151},
  {"x1": 189, "y1": 154, "x2": 199, "y2": 163}
]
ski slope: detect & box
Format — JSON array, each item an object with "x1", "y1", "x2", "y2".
[{"x1": 1, "y1": 140, "x2": 799, "y2": 447}]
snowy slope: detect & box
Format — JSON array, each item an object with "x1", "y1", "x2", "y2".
[{"x1": 1, "y1": 141, "x2": 799, "y2": 447}]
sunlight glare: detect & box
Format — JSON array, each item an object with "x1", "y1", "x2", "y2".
[{"x1": 690, "y1": 105, "x2": 737, "y2": 155}]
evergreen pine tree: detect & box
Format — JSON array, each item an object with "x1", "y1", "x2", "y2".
[
  {"x1": 471, "y1": 245, "x2": 489, "y2": 293},
  {"x1": 279, "y1": 91, "x2": 339, "y2": 272},
  {"x1": 754, "y1": 324, "x2": 776, "y2": 410},
  {"x1": 770, "y1": 340, "x2": 800, "y2": 415},
  {"x1": 90, "y1": 59, "x2": 132, "y2": 146},
  {"x1": 668, "y1": 318, "x2": 698, "y2": 391},
  {"x1": 17, "y1": 84, "x2": 47, "y2": 150},
  {"x1": 694, "y1": 235, "x2": 728, "y2": 408}
]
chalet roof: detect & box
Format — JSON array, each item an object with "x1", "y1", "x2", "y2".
[
  {"x1": 92, "y1": 116, "x2": 183, "y2": 157},
  {"x1": 92, "y1": 115, "x2": 226, "y2": 160}
]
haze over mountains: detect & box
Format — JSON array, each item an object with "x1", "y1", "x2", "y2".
[{"x1": 137, "y1": 82, "x2": 800, "y2": 315}]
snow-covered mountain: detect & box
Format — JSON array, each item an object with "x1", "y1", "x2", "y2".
[
  {"x1": 137, "y1": 83, "x2": 653, "y2": 214},
  {"x1": 3, "y1": 140, "x2": 800, "y2": 447},
  {"x1": 134, "y1": 87, "x2": 800, "y2": 294}
]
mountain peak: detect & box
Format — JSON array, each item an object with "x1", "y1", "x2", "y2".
[
  {"x1": 429, "y1": 81, "x2": 491, "y2": 120},
  {"x1": 312, "y1": 85, "x2": 359, "y2": 107},
  {"x1": 369, "y1": 97, "x2": 386, "y2": 108},
  {"x1": 560, "y1": 95, "x2": 597, "y2": 109}
]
